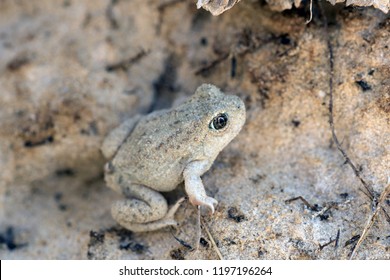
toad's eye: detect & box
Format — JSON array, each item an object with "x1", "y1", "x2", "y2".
[{"x1": 210, "y1": 113, "x2": 228, "y2": 130}]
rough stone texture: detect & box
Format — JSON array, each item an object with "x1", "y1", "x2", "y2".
[
  {"x1": 266, "y1": 0, "x2": 298, "y2": 11},
  {"x1": 327, "y1": 0, "x2": 390, "y2": 13},
  {"x1": 197, "y1": 0, "x2": 242, "y2": 15},
  {"x1": 0, "y1": 0, "x2": 389, "y2": 259},
  {"x1": 199, "y1": 0, "x2": 390, "y2": 14}
]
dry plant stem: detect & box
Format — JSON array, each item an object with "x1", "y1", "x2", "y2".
[
  {"x1": 305, "y1": 0, "x2": 313, "y2": 24},
  {"x1": 349, "y1": 182, "x2": 390, "y2": 259},
  {"x1": 194, "y1": 53, "x2": 229, "y2": 75},
  {"x1": 334, "y1": 229, "x2": 340, "y2": 259},
  {"x1": 195, "y1": 206, "x2": 201, "y2": 251},
  {"x1": 327, "y1": 45, "x2": 374, "y2": 199},
  {"x1": 105, "y1": 49, "x2": 149, "y2": 72},
  {"x1": 285, "y1": 196, "x2": 316, "y2": 210},
  {"x1": 312, "y1": 204, "x2": 332, "y2": 219},
  {"x1": 201, "y1": 219, "x2": 223, "y2": 260},
  {"x1": 319, "y1": 0, "x2": 374, "y2": 200}
]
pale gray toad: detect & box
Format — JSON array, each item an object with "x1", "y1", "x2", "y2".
[{"x1": 101, "y1": 84, "x2": 246, "y2": 232}]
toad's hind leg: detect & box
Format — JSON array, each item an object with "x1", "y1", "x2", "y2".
[{"x1": 111, "y1": 183, "x2": 185, "y2": 232}]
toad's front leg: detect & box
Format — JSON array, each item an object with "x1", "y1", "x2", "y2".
[{"x1": 183, "y1": 160, "x2": 218, "y2": 213}]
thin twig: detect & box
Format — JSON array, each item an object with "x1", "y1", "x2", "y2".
[
  {"x1": 326, "y1": 40, "x2": 374, "y2": 200},
  {"x1": 285, "y1": 196, "x2": 317, "y2": 211},
  {"x1": 195, "y1": 206, "x2": 201, "y2": 251},
  {"x1": 105, "y1": 49, "x2": 150, "y2": 72},
  {"x1": 335, "y1": 229, "x2": 340, "y2": 249},
  {"x1": 171, "y1": 233, "x2": 193, "y2": 250},
  {"x1": 350, "y1": 181, "x2": 390, "y2": 259},
  {"x1": 305, "y1": 0, "x2": 313, "y2": 24},
  {"x1": 194, "y1": 53, "x2": 229, "y2": 76},
  {"x1": 319, "y1": 0, "x2": 374, "y2": 201},
  {"x1": 319, "y1": 238, "x2": 336, "y2": 251},
  {"x1": 312, "y1": 204, "x2": 334, "y2": 219},
  {"x1": 334, "y1": 229, "x2": 340, "y2": 259},
  {"x1": 201, "y1": 219, "x2": 223, "y2": 260}
]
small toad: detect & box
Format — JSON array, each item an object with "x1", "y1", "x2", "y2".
[{"x1": 101, "y1": 84, "x2": 246, "y2": 232}]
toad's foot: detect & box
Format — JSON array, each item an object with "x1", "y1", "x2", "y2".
[{"x1": 189, "y1": 195, "x2": 218, "y2": 214}]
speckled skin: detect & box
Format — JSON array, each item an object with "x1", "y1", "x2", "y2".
[{"x1": 101, "y1": 84, "x2": 246, "y2": 232}]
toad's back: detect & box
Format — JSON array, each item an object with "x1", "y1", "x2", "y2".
[{"x1": 111, "y1": 107, "x2": 210, "y2": 192}]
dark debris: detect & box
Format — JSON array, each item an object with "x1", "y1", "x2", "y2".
[
  {"x1": 105, "y1": 50, "x2": 149, "y2": 72},
  {"x1": 88, "y1": 230, "x2": 105, "y2": 247},
  {"x1": 285, "y1": 196, "x2": 335, "y2": 221},
  {"x1": 199, "y1": 237, "x2": 209, "y2": 248},
  {"x1": 227, "y1": 207, "x2": 247, "y2": 223},
  {"x1": 172, "y1": 234, "x2": 192, "y2": 250},
  {"x1": 344, "y1": 235, "x2": 360, "y2": 247},
  {"x1": 24, "y1": 135, "x2": 54, "y2": 148},
  {"x1": 0, "y1": 227, "x2": 27, "y2": 251},
  {"x1": 170, "y1": 248, "x2": 186, "y2": 260},
  {"x1": 106, "y1": 227, "x2": 146, "y2": 254},
  {"x1": 355, "y1": 80, "x2": 372, "y2": 91},
  {"x1": 55, "y1": 169, "x2": 75, "y2": 177},
  {"x1": 7, "y1": 55, "x2": 31, "y2": 71},
  {"x1": 291, "y1": 119, "x2": 301, "y2": 127}
]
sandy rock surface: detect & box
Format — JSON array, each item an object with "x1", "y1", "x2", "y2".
[
  {"x1": 198, "y1": 0, "x2": 390, "y2": 14},
  {"x1": 0, "y1": 0, "x2": 389, "y2": 259},
  {"x1": 272, "y1": 0, "x2": 390, "y2": 13}
]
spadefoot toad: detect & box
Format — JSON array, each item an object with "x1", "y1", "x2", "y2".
[{"x1": 101, "y1": 84, "x2": 246, "y2": 232}]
